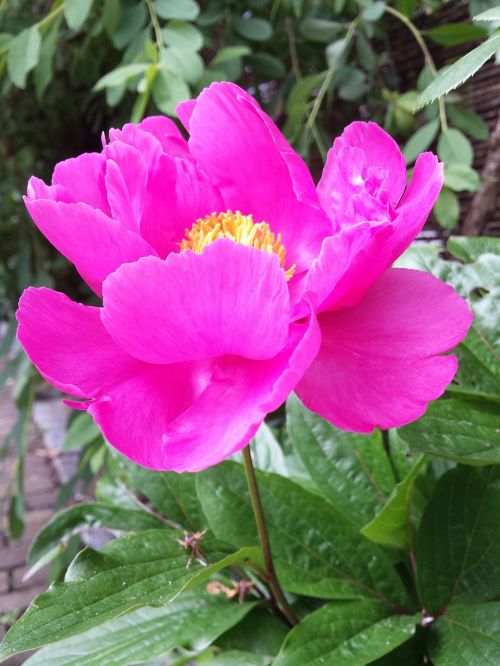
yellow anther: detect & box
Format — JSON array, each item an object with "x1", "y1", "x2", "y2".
[{"x1": 179, "y1": 210, "x2": 295, "y2": 281}]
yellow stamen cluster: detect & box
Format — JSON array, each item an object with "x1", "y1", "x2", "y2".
[{"x1": 179, "y1": 210, "x2": 296, "y2": 281}]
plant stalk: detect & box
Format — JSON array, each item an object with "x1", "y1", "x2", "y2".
[
  {"x1": 242, "y1": 445, "x2": 299, "y2": 627},
  {"x1": 384, "y1": 6, "x2": 448, "y2": 132}
]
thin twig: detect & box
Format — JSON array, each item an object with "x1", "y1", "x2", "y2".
[{"x1": 385, "y1": 6, "x2": 448, "y2": 132}]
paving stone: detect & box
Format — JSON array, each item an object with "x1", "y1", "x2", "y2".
[
  {"x1": 0, "y1": 572, "x2": 8, "y2": 594},
  {"x1": 0, "y1": 585, "x2": 47, "y2": 612}
]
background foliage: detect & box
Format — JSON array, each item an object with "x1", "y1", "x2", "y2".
[{"x1": 1, "y1": 0, "x2": 500, "y2": 664}]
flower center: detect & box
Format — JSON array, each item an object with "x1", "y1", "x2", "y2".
[{"x1": 179, "y1": 210, "x2": 295, "y2": 280}]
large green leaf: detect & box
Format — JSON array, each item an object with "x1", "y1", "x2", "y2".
[
  {"x1": 474, "y1": 6, "x2": 500, "y2": 21},
  {"x1": 26, "y1": 503, "x2": 164, "y2": 578},
  {"x1": 196, "y1": 462, "x2": 410, "y2": 608},
  {"x1": 428, "y1": 603, "x2": 500, "y2": 664},
  {"x1": 398, "y1": 399, "x2": 500, "y2": 464},
  {"x1": 416, "y1": 466, "x2": 500, "y2": 614},
  {"x1": 287, "y1": 395, "x2": 395, "y2": 527},
  {"x1": 7, "y1": 26, "x2": 41, "y2": 88},
  {"x1": 0, "y1": 530, "x2": 259, "y2": 660},
  {"x1": 417, "y1": 31, "x2": 500, "y2": 107},
  {"x1": 361, "y1": 456, "x2": 426, "y2": 549},
  {"x1": 24, "y1": 590, "x2": 255, "y2": 666},
  {"x1": 216, "y1": 606, "x2": 288, "y2": 657},
  {"x1": 274, "y1": 600, "x2": 418, "y2": 665},
  {"x1": 111, "y1": 452, "x2": 205, "y2": 530}
]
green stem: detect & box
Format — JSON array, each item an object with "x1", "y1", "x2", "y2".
[
  {"x1": 384, "y1": 6, "x2": 448, "y2": 132},
  {"x1": 242, "y1": 446, "x2": 299, "y2": 627},
  {"x1": 305, "y1": 16, "x2": 361, "y2": 160},
  {"x1": 145, "y1": 0, "x2": 164, "y2": 52}
]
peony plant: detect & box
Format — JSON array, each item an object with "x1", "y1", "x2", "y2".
[{"x1": 3, "y1": 83, "x2": 495, "y2": 666}]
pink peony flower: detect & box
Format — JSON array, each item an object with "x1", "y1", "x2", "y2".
[{"x1": 16, "y1": 82, "x2": 472, "y2": 471}]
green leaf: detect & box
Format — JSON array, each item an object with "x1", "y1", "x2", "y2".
[
  {"x1": 216, "y1": 606, "x2": 288, "y2": 657},
  {"x1": 447, "y1": 105, "x2": 489, "y2": 141},
  {"x1": 162, "y1": 46, "x2": 203, "y2": 83},
  {"x1": 274, "y1": 600, "x2": 418, "y2": 666},
  {"x1": 26, "y1": 503, "x2": 164, "y2": 578},
  {"x1": 437, "y1": 128, "x2": 474, "y2": 166},
  {"x1": 428, "y1": 603, "x2": 500, "y2": 664},
  {"x1": 34, "y1": 16, "x2": 61, "y2": 99},
  {"x1": 399, "y1": 399, "x2": 500, "y2": 465},
  {"x1": 93, "y1": 63, "x2": 149, "y2": 91},
  {"x1": 64, "y1": 412, "x2": 100, "y2": 451},
  {"x1": 154, "y1": 0, "x2": 200, "y2": 20},
  {"x1": 474, "y1": 6, "x2": 500, "y2": 21},
  {"x1": 299, "y1": 18, "x2": 343, "y2": 43},
  {"x1": 162, "y1": 20, "x2": 203, "y2": 51},
  {"x1": 433, "y1": 187, "x2": 460, "y2": 229},
  {"x1": 362, "y1": 1, "x2": 387, "y2": 22},
  {"x1": 152, "y1": 66, "x2": 191, "y2": 116},
  {"x1": 212, "y1": 46, "x2": 252, "y2": 65},
  {"x1": 0, "y1": 530, "x2": 259, "y2": 660},
  {"x1": 283, "y1": 73, "x2": 324, "y2": 141},
  {"x1": 426, "y1": 23, "x2": 487, "y2": 47},
  {"x1": 287, "y1": 395, "x2": 395, "y2": 527},
  {"x1": 416, "y1": 31, "x2": 500, "y2": 107},
  {"x1": 23, "y1": 590, "x2": 255, "y2": 666},
  {"x1": 7, "y1": 26, "x2": 41, "y2": 89},
  {"x1": 403, "y1": 119, "x2": 439, "y2": 164},
  {"x1": 448, "y1": 235, "x2": 500, "y2": 262},
  {"x1": 64, "y1": 0, "x2": 94, "y2": 31},
  {"x1": 233, "y1": 17, "x2": 273, "y2": 42},
  {"x1": 337, "y1": 66, "x2": 368, "y2": 101},
  {"x1": 416, "y1": 466, "x2": 500, "y2": 614},
  {"x1": 444, "y1": 163, "x2": 480, "y2": 191},
  {"x1": 203, "y1": 652, "x2": 266, "y2": 665},
  {"x1": 110, "y1": 2, "x2": 147, "y2": 49},
  {"x1": 361, "y1": 456, "x2": 426, "y2": 549},
  {"x1": 196, "y1": 462, "x2": 410, "y2": 607},
  {"x1": 247, "y1": 52, "x2": 285, "y2": 78}
]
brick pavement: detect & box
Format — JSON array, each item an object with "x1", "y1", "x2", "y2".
[{"x1": 0, "y1": 377, "x2": 60, "y2": 664}]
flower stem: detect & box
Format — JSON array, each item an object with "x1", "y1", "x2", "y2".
[
  {"x1": 242, "y1": 445, "x2": 299, "y2": 627},
  {"x1": 384, "y1": 6, "x2": 448, "y2": 132}
]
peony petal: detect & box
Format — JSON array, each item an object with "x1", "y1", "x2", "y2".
[
  {"x1": 101, "y1": 239, "x2": 291, "y2": 364},
  {"x1": 52, "y1": 153, "x2": 111, "y2": 215},
  {"x1": 176, "y1": 98, "x2": 196, "y2": 131},
  {"x1": 319, "y1": 122, "x2": 407, "y2": 215},
  {"x1": 27, "y1": 176, "x2": 74, "y2": 204},
  {"x1": 104, "y1": 141, "x2": 148, "y2": 233},
  {"x1": 296, "y1": 268, "x2": 473, "y2": 432},
  {"x1": 136, "y1": 115, "x2": 192, "y2": 160},
  {"x1": 90, "y1": 305, "x2": 320, "y2": 471},
  {"x1": 305, "y1": 152, "x2": 443, "y2": 312},
  {"x1": 16, "y1": 288, "x2": 143, "y2": 399},
  {"x1": 187, "y1": 82, "x2": 331, "y2": 272},
  {"x1": 24, "y1": 198, "x2": 157, "y2": 295},
  {"x1": 390, "y1": 152, "x2": 444, "y2": 259},
  {"x1": 139, "y1": 154, "x2": 223, "y2": 258}
]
